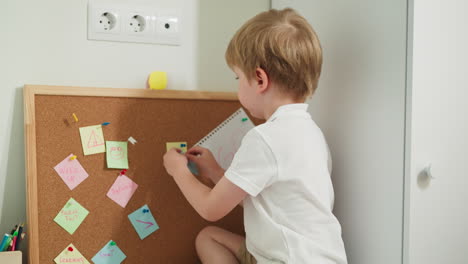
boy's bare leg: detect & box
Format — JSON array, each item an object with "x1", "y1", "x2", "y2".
[{"x1": 196, "y1": 226, "x2": 245, "y2": 264}]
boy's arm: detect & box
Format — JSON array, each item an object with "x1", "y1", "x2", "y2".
[
  {"x1": 173, "y1": 171, "x2": 246, "y2": 221},
  {"x1": 164, "y1": 149, "x2": 246, "y2": 221},
  {"x1": 186, "y1": 146, "x2": 243, "y2": 207}
]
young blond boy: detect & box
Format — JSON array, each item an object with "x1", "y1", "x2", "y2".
[{"x1": 163, "y1": 8, "x2": 347, "y2": 264}]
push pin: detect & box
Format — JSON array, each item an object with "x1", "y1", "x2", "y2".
[
  {"x1": 72, "y1": 113, "x2": 78, "y2": 122},
  {"x1": 120, "y1": 169, "x2": 127, "y2": 175},
  {"x1": 241, "y1": 118, "x2": 248, "y2": 122},
  {"x1": 102, "y1": 122, "x2": 111, "y2": 126},
  {"x1": 110, "y1": 241, "x2": 116, "y2": 246},
  {"x1": 70, "y1": 155, "x2": 77, "y2": 160},
  {"x1": 128, "y1": 136, "x2": 137, "y2": 145},
  {"x1": 142, "y1": 209, "x2": 150, "y2": 213},
  {"x1": 68, "y1": 247, "x2": 74, "y2": 252}
]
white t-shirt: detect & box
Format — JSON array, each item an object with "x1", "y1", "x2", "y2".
[{"x1": 225, "y1": 104, "x2": 347, "y2": 264}]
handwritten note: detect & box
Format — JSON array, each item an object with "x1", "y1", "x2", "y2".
[
  {"x1": 79, "y1": 125, "x2": 106, "y2": 155},
  {"x1": 106, "y1": 141, "x2": 129, "y2": 169},
  {"x1": 166, "y1": 142, "x2": 188, "y2": 153},
  {"x1": 54, "y1": 154, "x2": 89, "y2": 190},
  {"x1": 54, "y1": 198, "x2": 89, "y2": 235},
  {"x1": 54, "y1": 244, "x2": 90, "y2": 264},
  {"x1": 128, "y1": 204, "x2": 160, "y2": 240},
  {"x1": 91, "y1": 240, "x2": 126, "y2": 264},
  {"x1": 106, "y1": 175, "x2": 138, "y2": 208}
]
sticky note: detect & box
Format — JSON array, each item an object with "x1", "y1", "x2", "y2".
[
  {"x1": 107, "y1": 175, "x2": 138, "y2": 208},
  {"x1": 166, "y1": 142, "x2": 188, "y2": 153},
  {"x1": 79, "y1": 125, "x2": 105, "y2": 155},
  {"x1": 128, "y1": 204, "x2": 160, "y2": 240},
  {"x1": 54, "y1": 243, "x2": 90, "y2": 264},
  {"x1": 148, "y1": 71, "x2": 167, "y2": 90},
  {"x1": 54, "y1": 154, "x2": 89, "y2": 190},
  {"x1": 92, "y1": 240, "x2": 126, "y2": 264},
  {"x1": 54, "y1": 198, "x2": 89, "y2": 235},
  {"x1": 106, "y1": 141, "x2": 129, "y2": 169},
  {"x1": 188, "y1": 161, "x2": 199, "y2": 176}
]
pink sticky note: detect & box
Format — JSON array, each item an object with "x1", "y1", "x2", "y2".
[
  {"x1": 54, "y1": 154, "x2": 89, "y2": 190},
  {"x1": 106, "y1": 175, "x2": 138, "y2": 208}
]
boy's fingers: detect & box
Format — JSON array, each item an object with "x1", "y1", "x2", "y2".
[
  {"x1": 186, "y1": 153, "x2": 201, "y2": 162},
  {"x1": 167, "y1": 148, "x2": 182, "y2": 154},
  {"x1": 187, "y1": 146, "x2": 206, "y2": 155}
]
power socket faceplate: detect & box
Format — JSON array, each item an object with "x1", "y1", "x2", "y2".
[
  {"x1": 88, "y1": 0, "x2": 181, "y2": 45},
  {"x1": 156, "y1": 11, "x2": 181, "y2": 45}
]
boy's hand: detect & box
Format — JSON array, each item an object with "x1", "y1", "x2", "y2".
[
  {"x1": 163, "y1": 148, "x2": 189, "y2": 177},
  {"x1": 186, "y1": 146, "x2": 225, "y2": 184}
]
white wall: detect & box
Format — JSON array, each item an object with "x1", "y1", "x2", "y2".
[
  {"x1": 0, "y1": 0, "x2": 198, "y2": 250},
  {"x1": 196, "y1": 0, "x2": 270, "y2": 91},
  {"x1": 272, "y1": 1, "x2": 408, "y2": 263},
  {"x1": 0, "y1": 1, "x2": 271, "y2": 260},
  {"x1": 406, "y1": 0, "x2": 468, "y2": 263}
]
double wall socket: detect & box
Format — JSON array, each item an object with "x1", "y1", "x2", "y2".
[{"x1": 88, "y1": 0, "x2": 181, "y2": 45}]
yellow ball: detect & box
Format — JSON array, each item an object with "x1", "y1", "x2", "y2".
[{"x1": 147, "y1": 71, "x2": 167, "y2": 90}]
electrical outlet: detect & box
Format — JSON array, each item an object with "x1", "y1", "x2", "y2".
[
  {"x1": 88, "y1": 0, "x2": 121, "y2": 41},
  {"x1": 122, "y1": 11, "x2": 154, "y2": 39},
  {"x1": 91, "y1": 10, "x2": 120, "y2": 34},
  {"x1": 88, "y1": 0, "x2": 181, "y2": 46},
  {"x1": 99, "y1": 12, "x2": 118, "y2": 32},
  {"x1": 129, "y1": 15, "x2": 147, "y2": 32}
]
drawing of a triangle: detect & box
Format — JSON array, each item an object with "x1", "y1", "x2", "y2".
[{"x1": 87, "y1": 130, "x2": 104, "y2": 148}]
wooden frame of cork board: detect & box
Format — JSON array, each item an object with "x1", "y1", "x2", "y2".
[{"x1": 24, "y1": 85, "x2": 246, "y2": 264}]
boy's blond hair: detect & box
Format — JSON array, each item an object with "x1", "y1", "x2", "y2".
[{"x1": 226, "y1": 8, "x2": 322, "y2": 100}]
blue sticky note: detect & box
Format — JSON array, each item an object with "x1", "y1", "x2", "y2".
[
  {"x1": 128, "y1": 204, "x2": 159, "y2": 240},
  {"x1": 188, "y1": 161, "x2": 199, "y2": 176},
  {"x1": 91, "y1": 240, "x2": 126, "y2": 264}
]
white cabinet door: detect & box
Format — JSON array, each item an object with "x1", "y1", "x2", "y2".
[
  {"x1": 405, "y1": 0, "x2": 468, "y2": 263},
  {"x1": 272, "y1": 1, "x2": 408, "y2": 263}
]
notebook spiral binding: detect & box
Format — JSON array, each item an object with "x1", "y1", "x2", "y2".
[{"x1": 195, "y1": 108, "x2": 244, "y2": 146}]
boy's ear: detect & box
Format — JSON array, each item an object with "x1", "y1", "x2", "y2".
[{"x1": 255, "y1": 67, "x2": 269, "y2": 94}]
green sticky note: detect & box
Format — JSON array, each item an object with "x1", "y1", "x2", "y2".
[
  {"x1": 106, "y1": 141, "x2": 129, "y2": 169},
  {"x1": 166, "y1": 142, "x2": 187, "y2": 153},
  {"x1": 79, "y1": 125, "x2": 106, "y2": 155},
  {"x1": 54, "y1": 198, "x2": 89, "y2": 235}
]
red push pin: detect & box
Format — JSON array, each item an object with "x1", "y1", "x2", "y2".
[
  {"x1": 68, "y1": 246, "x2": 73, "y2": 252},
  {"x1": 120, "y1": 169, "x2": 127, "y2": 175}
]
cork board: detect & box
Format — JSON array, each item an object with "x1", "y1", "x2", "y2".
[{"x1": 24, "y1": 85, "x2": 250, "y2": 264}]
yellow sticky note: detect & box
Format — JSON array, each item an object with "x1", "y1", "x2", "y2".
[
  {"x1": 166, "y1": 142, "x2": 187, "y2": 153},
  {"x1": 148, "y1": 71, "x2": 167, "y2": 90},
  {"x1": 79, "y1": 125, "x2": 106, "y2": 155},
  {"x1": 54, "y1": 243, "x2": 90, "y2": 264}
]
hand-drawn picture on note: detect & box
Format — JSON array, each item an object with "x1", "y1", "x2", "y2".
[
  {"x1": 128, "y1": 204, "x2": 160, "y2": 240},
  {"x1": 195, "y1": 108, "x2": 255, "y2": 169},
  {"x1": 106, "y1": 141, "x2": 129, "y2": 169},
  {"x1": 79, "y1": 125, "x2": 106, "y2": 155}
]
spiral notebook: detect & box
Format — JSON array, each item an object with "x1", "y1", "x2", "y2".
[{"x1": 194, "y1": 108, "x2": 255, "y2": 169}]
